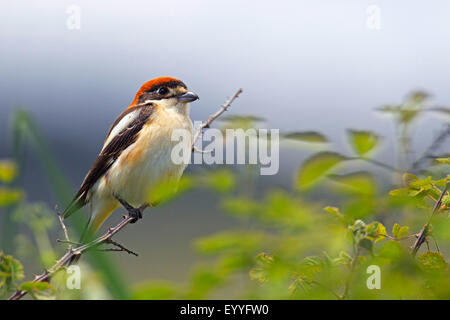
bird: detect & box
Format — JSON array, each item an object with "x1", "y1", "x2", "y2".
[{"x1": 63, "y1": 77, "x2": 199, "y2": 242}]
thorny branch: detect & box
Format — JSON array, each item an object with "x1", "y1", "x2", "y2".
[
  {"x1": 8, "y1": 90, "x2": 243, "y2": 300},
  {"x1": 411, "y1": 182, "x2": 449, "y2": 257},
  {"x1": 102, "y1": 238, "x2": 139, "y2": 256},
  {"x1": 57, "y1": 207, "x2": 70, "y2": 243},
  {"x1": 9, "y1": 213, "x2": 139, "y2": 300}
]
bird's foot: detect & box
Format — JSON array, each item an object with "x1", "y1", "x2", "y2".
[
  {"x1": 128, "y1": 207, "x2": 142, "y2": 223},
  {"x1": 114, "y1": 196, "x2": 147, "y2": 223}
]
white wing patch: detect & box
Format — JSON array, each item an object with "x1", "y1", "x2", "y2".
[{"x1": 102, "y1": 109, "x2": 140, "y2": 152}]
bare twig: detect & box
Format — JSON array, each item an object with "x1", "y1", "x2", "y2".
[
  {"x1": 56, "y1": 206, "x2": 70, "y2": 244},
  {"x1": 56, "y1": 239, "x2": 81, "y2": 246},
  {"x1": 104, "y1": 238, "x2": 139, "y2": 256},
  {"x1": 410, "y1": 124, "x2": 450, "y2": 173},
  {"x1": 192, "y1": 145, "x2": 212, "y2": 154},
  {"x1": 411, "y1": 182, "x2": 449, "y2": 257},
  {"x1": 376, "y1": 233, "x2": 419, "y2": 241},
  {"x1": 192, "y1": 88, "x2": 243, "y2": 152},
  {"x1": 351, "y1": 157, "x2": 402, "y2": 174}
]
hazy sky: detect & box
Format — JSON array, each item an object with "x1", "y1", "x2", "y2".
[
  {"x1": 1, "y1": 0, "x2": 448, "y2": 184},
  {"x1": 1, "y1": 1, "x2": 449, "y2": 132},
  {"x1": 0, "y1": 1, "x2": 448, "y2": 285}
]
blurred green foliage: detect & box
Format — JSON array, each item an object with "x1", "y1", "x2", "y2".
[
  {"x1": 0, "y1": 252, "x2": 24, "y2": 297},
  {"x1": 1, "y1": 91, "x2": 449, "y2": 299},
  {"x1": 176, "y1": 91, "x2": 449, "y2": 300},
  {"x1": 1, "y1": 111, "x2": 128, "y2": 299}
]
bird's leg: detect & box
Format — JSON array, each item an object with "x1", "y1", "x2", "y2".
[{"x1": 114, "y1": 196, "x2": 147, "y2": 223}]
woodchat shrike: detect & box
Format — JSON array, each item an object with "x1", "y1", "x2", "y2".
[{"x1": 63, "y1": 77, "x2": 199, "y2": 241}]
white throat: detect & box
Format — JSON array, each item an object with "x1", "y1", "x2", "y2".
[{"x1": 144, "y1": 98, "x2": 190, "y2": 116}]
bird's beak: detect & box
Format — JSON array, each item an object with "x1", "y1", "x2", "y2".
[{"x1": 177, "y1": 91, "x2": 199, "y2": 102}]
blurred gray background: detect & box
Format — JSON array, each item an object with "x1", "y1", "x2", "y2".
[{"x1": 0, "y1": 1, "x2": 449, "y2": 287}]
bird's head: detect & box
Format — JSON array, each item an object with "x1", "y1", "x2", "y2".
[{"x1": 129, "y1": 77, "x2": 199, "y2": 111}]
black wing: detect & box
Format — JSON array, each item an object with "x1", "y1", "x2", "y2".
[{"x1": 63, "y1": 104, "x2": 154, "y2": 218}]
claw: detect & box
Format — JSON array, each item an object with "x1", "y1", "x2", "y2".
[
  {"x1": 129, "y1": 208, "x2": 142, "y2": 223},
  {"x1": 113, "y1": 195, "x2": 145, "y2": 223}
]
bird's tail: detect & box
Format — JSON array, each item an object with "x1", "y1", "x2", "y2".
[{"x1": 63, "y1": 192, "x2": 87, "y2": 219}]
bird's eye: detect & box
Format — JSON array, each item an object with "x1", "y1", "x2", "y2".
[{"x1": 157, "y1": 87, "x2": 168, "y2": 95}]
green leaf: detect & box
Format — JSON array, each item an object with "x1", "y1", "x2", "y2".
[
  {"x1": 375, "y1": 223, "x2": 387, "y2": 243},
  {"x1": 333, "y1": 251, "x2": 352, "y2": 266},
  {"x1": 255, "y1": 252, "x2": 274, "y2": 264},
  {"x1": 328, "y1": 171, "x2": 377, "y2": 196},
  {"x1": 323, "y1": 206, "x2": 343, "y2": 219},
  {"x1": 297, "y1": 256, "x2": 325, "y2": 279},
  {"x1": 283, "y1": 131, "x2": 328, "y2": 143},
  {"x1": 219, "y1": 115, "x2": 265, "y2": 130},
  {"x1": 397, "y1": 226, "x2": 409, "y2": 238},
  {"x1": 204, "y1": 169, "x2": 235, "y2": 193},
  {"x1": 409, "y1": 176, "x2": 433, "y2": 189},
  {"x1": 392, "y1": 223, "x2": 400, "y2": 238},
  {"x1": 392, "y1": 223, "x2": 409, "y2": 238},
  {"x1": 0, "y1": 252, "x2": 25, "y2": 295},
  {"x1": 402, "y1": 172, "x2": 419, "y2": 186},
  {"x1": 375, "y1": 104, "x2": 401, "y2": 114},
  {"x1": 379, "y1": 241, "x2": 405, "y2": 260},
  {"x1": 389, "y1": 188, "x2": 409, "y2": 197},
  {"x1": 19, "y1": 281, "x2": 56, "y2": 300},
  {"x1": 295, "y1": 152, "x2": 347, "y2": 190},
  {"x1": 399, "y1": 109, "x2": 420, "y2": 123},
  {"x1": 442, "y1": 195, "x2": 450, "y2": 207},
  {"x1": 0, "y1": 160, "x2": 18, "y2": 183},
  {"x1": 366, "y1": 222, "x2": 379, "y2": 238},
  {"x1": 408, "y1": 91, "x2": 429, "y2": 105},
  {"x1": 220, "y1": 255, "x2": 253, "y2": 271},
  {"x1": 0, "y1": 187, "x2": 23, "y2": 207},
  {"x1": 249, "y1": 267, "x2": 268, "y2": 283},
  {"x1": 347, "y1": 130, "x2": 380, "y2": 156},
  {"x1": 147, "y1": 175, "x2": 194, "y2": 205},
  {"x1": 433, "y1": 178, "x2": 450, "y2": 187},
  {"x1": 222, "y1": 197, "x2": 259, "y2": 217},
  {"x1": 348, "y1": 219, "x2": 367, "y2": 245},
  {"x1": 436, "y1": 157, "x2": 450, "y2": 165},
  {"x1": 249, "y1": 253, "x2": 274, "y2": 284},
  {"x1": 418, "y1": 252, "x2": 447, "y2": 271}
]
